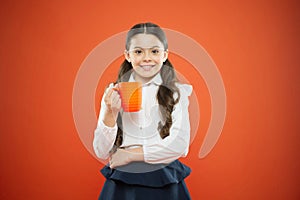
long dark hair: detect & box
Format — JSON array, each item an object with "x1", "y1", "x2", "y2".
[{"x1": 114, "y1": 22, "x2": 180, "y2": 147}]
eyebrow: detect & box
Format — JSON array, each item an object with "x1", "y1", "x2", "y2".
[{"x1": 132, "y1": 46, "x2": 162, "y2": 49}]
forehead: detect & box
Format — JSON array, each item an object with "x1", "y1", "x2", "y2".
[{"x1": 129, "y1": 34, "x2": 164, "y2": 49}]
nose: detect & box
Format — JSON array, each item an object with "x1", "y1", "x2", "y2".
[{"x1": 142, "y1": 50, "x2": 152, "y2": 62}]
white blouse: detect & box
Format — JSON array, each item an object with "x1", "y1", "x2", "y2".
[{"x1": 93, "y1": 73, "x2": 193, "y2": 164}]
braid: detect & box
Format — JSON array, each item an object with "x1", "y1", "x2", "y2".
[{"x1": 157, "y1": 59, "x2": 180, "y2": 139}]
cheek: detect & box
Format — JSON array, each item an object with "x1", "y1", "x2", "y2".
[
  {"x1": 131, "y1": 60, "x2": 140, "y2": 70},
  {"x1": 131, "y1": 58, "x2": 141, "y2": 65},
  {"x1": 151, "y1": 57, "x2": 162, "y2": 64},
  {"x1": 157, "y1": 55, "x2": 166, "y2": 63}
]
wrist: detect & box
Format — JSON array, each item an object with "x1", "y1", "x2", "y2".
[
  {"x1": 103, "y1": 109, "x2": 118, "y2": 127},
  {"x1": 127, "y1": 147, "x2": 144, "y2": 162}
]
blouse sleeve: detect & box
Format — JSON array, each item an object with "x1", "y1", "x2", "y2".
[
  {"x1": 143, "y1": 84, "x2": 193, "y2": 164},
  {"x1": 93, "y1": 83, "x2": 118, "y2": 160}
]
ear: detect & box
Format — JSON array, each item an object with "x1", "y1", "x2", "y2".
[
  {"x1": 124, "y1": 50, "x2": 131, "y2": 63},
  {"x1": 163, "y1": 49, "x2": 169, "y2": 62}
]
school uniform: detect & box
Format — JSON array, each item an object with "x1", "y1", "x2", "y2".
[{"x1": 93, "y1": 72, "x2": 193, "y2": 200}]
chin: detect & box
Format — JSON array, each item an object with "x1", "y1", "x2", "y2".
[{"x1": 142, "y1": 72, "x2": 158, "y2": 77}]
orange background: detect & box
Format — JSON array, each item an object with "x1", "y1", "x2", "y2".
[{"x1": 0, "y1": 0, "x2": 299, "y2": 199}]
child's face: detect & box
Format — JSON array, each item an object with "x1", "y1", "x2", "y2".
[{"x1": 125, "y1": 33, "x2": 168, "y2": 83}]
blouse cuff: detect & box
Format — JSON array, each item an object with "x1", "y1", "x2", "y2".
[{"x1": 93, "y1": 120, "x2": 118, "y2": 159}]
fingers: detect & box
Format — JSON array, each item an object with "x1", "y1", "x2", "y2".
[
  {"x1": 109, "y1": 149, "x2": 120, "y2": 169},
  {"x1": 110, "y1": 91, "x2": 121, "y2": 110},
  {"x1": 111, "y1": 92, "x2": 120, "y2": 104},
  {"x1": 109, "y1": 149, "x2": 131, "y2": 169},
  {"x1": 109, "y1": 154, "x2": 118, "y2": 169},
  {"x1": 105, "y1": 87, "x2": 117, "y2": 101},
  {"x1": 104, "y1": 87, "x2": 122, "y2": 111},
  {"x1": 109, "y1": 158, "x2": 114, "y2": 169}
]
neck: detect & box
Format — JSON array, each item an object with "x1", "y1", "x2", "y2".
[{"x1": 133, "y1": 73, "x2": 157, "y2": 84}]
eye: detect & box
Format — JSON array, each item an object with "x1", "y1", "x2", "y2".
[
  {"x1": 151, "y1": 49, "x2": 161, "y2": 54},
  {"x1": 134, "y1": 49, "x2": 143, "y2": 54}
]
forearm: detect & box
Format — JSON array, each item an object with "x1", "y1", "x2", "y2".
[
  {"x1": 93, "y1": 120, "x2": 118, "y2": 159},
  {"x1": 143, "y1": 134, "x2": 189, "y2": 164},
  {"x1": 102, "y1": 109, "x2": 118, "y2": 127},
  {"x1": 109, "y1": 147, "x2": 144, "y2": 168},
  {"x1": 127, "y1": 147, "x2": 144, "y2": 162},
  {"x1": 94, "y1": 83, "x2": 121, "y2": 159}
]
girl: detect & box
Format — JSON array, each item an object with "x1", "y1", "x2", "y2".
[{"x1": 93, "y1": 22, "x2": 193, "y2": 200}]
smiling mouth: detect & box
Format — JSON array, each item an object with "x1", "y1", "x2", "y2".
[{"x1": 140, "y1": 65, "x2": 155, "y2": 71}]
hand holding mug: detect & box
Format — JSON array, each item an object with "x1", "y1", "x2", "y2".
[
  {"x1": 114, "y1": 82, "x2": 142, "y2": 112},
  {"x1": 104, "y1": 85, "x2": 122, "y2": 117}
]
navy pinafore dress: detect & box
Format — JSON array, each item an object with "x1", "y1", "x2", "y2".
[{"x1": 98, "y1": 160, "x2": 191, "y2": 200}]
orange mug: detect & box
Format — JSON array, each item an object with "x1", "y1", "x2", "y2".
[{"x1": 115, "y1": 82, "x2": 142, "y2": 112}]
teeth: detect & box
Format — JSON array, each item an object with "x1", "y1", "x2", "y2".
[{"x1": 141, "y1": 65, "x2": 153, "y2": 70}]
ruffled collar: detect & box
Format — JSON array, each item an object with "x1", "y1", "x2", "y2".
[{"x1": 128, "y1": 72, "x2": 163, "y2": 86}]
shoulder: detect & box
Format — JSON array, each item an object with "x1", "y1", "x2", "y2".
[
  {"x1": 172, "y1": 83, "x2": 193, "y2": 111},
  {"x1": 175, "y1": 82, "x2": 193, "y2": 97}
]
